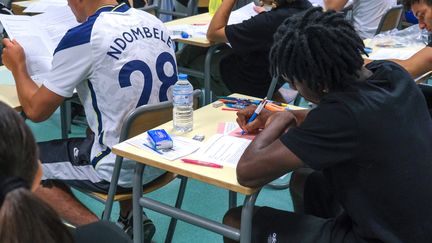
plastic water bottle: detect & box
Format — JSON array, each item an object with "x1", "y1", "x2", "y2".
[{"x1": 173, "y1": 74, "x2": 193, "y2": 132}]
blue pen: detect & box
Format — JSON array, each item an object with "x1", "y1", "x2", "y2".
[
  {"x1": 241, "y1": 97, "x2": 268, "y2": 135},
  {"x1": 143, "y1": 143, "x2": 163, "y2": 155}
]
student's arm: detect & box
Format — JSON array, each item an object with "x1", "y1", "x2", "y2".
[
  {"x1": 2, "y1": 38, "x2": 64, "y2": 122},
  {"x1": 323, "y1": 0, "x2": 348, "y2": 11},
  {"x1": 206, "y1": 0, "x2": 237, "y2": 43},
  {"x1": 236, "y1": 105, "x2": 310, "y2": 133},
  {"x1": 389, "y1": 47, "x2": 432, "y2": 78},
  {"x1": 236, "y1": 111, "x2": 303, "y2": 188}
]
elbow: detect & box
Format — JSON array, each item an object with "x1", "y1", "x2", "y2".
[
  {"x1": 23, "y1": 108, "x2": 48, "y2": 123},
  {"x1": 236, "y1": 157, "x2": 260, "y2": 188},
  {"x1": 206, "y1": 31, "x2": 216, "y2": 42}
]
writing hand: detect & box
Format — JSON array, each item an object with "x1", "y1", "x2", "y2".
[
  {"x1": 253, "y1": 5, "x2": 266, "y2": 14},
  {"x1": 236, "y1": 105, "x2": 273, "y2": 134}
]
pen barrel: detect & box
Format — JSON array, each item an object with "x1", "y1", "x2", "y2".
[{"x1": 247, "y1": 113, "x2": 258, "y2": 123}]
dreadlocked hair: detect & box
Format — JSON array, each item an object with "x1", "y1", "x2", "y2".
[{"x1": 269, "y1": 7, "x2": 366, "y2": 93}]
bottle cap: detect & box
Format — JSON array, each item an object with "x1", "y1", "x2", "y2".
[{"x1": 178, "y1": 73, "x2": 188, "y2": 80}]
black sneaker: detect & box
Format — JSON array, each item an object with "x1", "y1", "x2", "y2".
[{"x1": 117, "y1": 211, "x2": 156, "y2": 241}]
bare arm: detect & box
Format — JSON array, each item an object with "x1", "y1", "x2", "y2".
[
  {"x1": 389, "y1": 47, "x2": 432, "y2": 79},
  {"x1": 2, "y1": 38, "x2": 64, "y2": 122},
  {"x1": 206, "y1": 0, "x2": 237, "y2": 43},
  {"x1": 323, "y1": 0, "x2": 348, "y2": 11},
  {"x1": 236, "y1": 111, "x2": 303, "y2": 187}
]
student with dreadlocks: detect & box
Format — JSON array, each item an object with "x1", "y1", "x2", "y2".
[{"x1": 223, "y1": 7, "x2": 432, "y2": 243}]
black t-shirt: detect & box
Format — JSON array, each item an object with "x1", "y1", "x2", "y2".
[
  {"x1": 222, "y1": 0, "x2": 312, "y2": 98},
  {"x1": 281, "y1": 61, "x2": 432, "y2": 243}
]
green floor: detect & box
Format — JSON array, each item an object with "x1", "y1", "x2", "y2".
[{"x1": 28, "y1": 109, "x2": 293, "y2": 243}]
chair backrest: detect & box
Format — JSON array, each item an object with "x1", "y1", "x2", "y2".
[
  {"x1": 418, "y1": 83, "x2": 432, "y2": 111},
  {"x1": 375, "y1": 5, "x2": 404, "y2": 35},
  {"x1": 139, "y1": 0, "x2": 197, "y2": 19},
  {"x1": 100, "y1": 89, "x2": 201, "y2": 220},
  {"x1": 121, "y1": 89, "x2": 201, "y2": 141}
]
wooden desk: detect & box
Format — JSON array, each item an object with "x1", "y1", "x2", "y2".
[
  {"x1": 112, "y1": 94, "x2": 302, "y2": 243},
  {"x1": 364, "y1": 39, "x2": 431, "y2": 83},
  {"x1": 165, "y1": 13, "x2": 223, "y2": 105}
]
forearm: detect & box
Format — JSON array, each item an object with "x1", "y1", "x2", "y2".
[
  {"x1": 12, "y1": 65, "x2": 39, "y2": 113},
  {"x1": 289, "y1": 109, "x2": 310, "y2": 125},
  {"x1": 206, "y1": 0, "x2": 236, "y2": 42},
  {"x1": 324, "y1": 0, "x2": 347, "y2": 11},
  {"x1": 237, "y1": 112, "x2": 300, "y2": 187},
  {"x1": 243, "y1": 112, "x2": 296, "y2": 155}
]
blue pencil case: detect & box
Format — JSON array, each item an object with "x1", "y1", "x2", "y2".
[{"x1": 147, "y1": 129, "x2": 173, "y2": 150}]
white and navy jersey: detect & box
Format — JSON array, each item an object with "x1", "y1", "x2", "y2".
[{"x1": 43, "y1": 3, "x2": 177, "y2": 187}]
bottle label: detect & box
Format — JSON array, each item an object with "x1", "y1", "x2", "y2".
[{"x1": 173, "y1": 93, "x2": 192, "y2": 105}]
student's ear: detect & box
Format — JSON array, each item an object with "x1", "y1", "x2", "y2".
[{"x1": 31, "y1": 160, "x2": 43, "y2": 192}]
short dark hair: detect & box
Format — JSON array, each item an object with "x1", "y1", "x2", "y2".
[
  {"x1": 0, "y1": 101, "x2": 39, "y2": 186},
  {"x1": 403, "y1": 0, "x2": 432, "y2": 9},
  {"x1": 269, "y1": 7, "x2": 366, "y2": 93}
]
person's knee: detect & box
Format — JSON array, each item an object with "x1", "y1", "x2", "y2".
[{"x1": 223, "y1": 207, "x2": 243, "y2": 229}]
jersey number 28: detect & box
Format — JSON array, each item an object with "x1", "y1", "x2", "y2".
[{"x1": 118, "y1": 52, "x2": 177, "y2": 107}]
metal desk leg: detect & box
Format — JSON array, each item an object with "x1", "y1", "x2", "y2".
[
  {"x1": 229, "y1": 190, "x2": 237, "y2": 209},
  {"x1": 239, "y1": 191, "x2": 260, "y2": 243},
  {"x1": 60, "y1": 101, "x2": 71, "y2": 139},
  {"x1": 133, "y1": 163, "x2": 145, "y2": 243},
  {"x1": 203, "y1": 44, "x2": 223, "y2": 105}
]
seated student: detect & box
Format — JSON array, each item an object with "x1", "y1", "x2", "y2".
[
  {"x1": 0, "y1": 101, "x2": 73, "y2": 243},
  {"x1": 0, "y1": 101, "x2": 131, "y2": 243},
  {"x1": 224, "y1": 7, "x2": 432, "y2": 243},
  {"x1": 386, "y1": 0, "x2": 432, "y2": 78},
  {"x1": 177, "y1": 0, "x2": 312, "y2": 98},
  {"x1": 324, "y1": 0, "x2": 396, "y2": 39},
  {"x1": 1, "y1": 0, "x2": 177, "y2": 239}
]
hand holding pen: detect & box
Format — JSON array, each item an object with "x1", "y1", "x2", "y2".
[{"x1": 237, "y1": 98, "x2": 273, "y2": 134}]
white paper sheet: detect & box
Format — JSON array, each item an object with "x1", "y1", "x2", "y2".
[
  {"x1": 0, "y1": 6, "x2": 78, "y2": 77},
  {"x1": 127, "y1": 134, "x2": 201, "y2": 161},
  {"x1": 24, "y1": 0, "x2": 67, "y2": 13},
  {"x1": 368, "y1": 48, "x2": 420, "y2": 60},
  {"x1": 227, "y1": 2, "x2": 258, "y2": 25},
  {"x1": 167, "y1": 2, "x2": 258, "y2": 39},
  {"x1": 188, "y1": 134, "x2": 251, "y2": 167}
]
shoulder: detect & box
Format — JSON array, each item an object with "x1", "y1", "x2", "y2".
[{"x1": 54, "y1": 16, "x2": 97, "y2": 54}]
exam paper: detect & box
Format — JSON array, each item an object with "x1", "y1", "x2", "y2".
[
  {"x1": 0, "y1": 6, "x2": 78, "y2": 77},
  {"x1": 167, "y1": 2, "x2": 258, "y2": 39},
  {"x1": 126, "y1": 134, "x2": 201, "y2": 161},
  {"x1": 188, "y1": 134, "x2": 251, "y2": 167},
  {"x1": 368, "y1": 48, "x2": 422, "y2": 60},
  {"x1": 24, "y1": 0, "x2": 67, "y2": 14},
  {"x1": 227, "y1": 2, "x2": 258, "y2": 25}
]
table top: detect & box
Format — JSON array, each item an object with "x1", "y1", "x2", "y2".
[
  {"x1": 0, "y1": 66, "x2": 20, "y2": 110},
  {"x1": 113, "y1": 94, "x2": 302, "y2": 195},
  {"x1": 165, "y1": 13, "x2": 213, "y2": 48}
]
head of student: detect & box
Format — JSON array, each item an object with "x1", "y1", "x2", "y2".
[
  {"x1": 67, "y1": 0, "x2": 119, "y2": 23},
  {"x1": 0, "y1": 101, "x2": 74, "y2": 243},
  {"x1": 403, "y1": 0, "x2": 432, "y2": 31},
  {"x1": 269, "y1": 7, "x2": 366, "y2": 104}
]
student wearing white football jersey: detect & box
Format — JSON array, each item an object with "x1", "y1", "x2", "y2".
[
  {"x1": 1, "y1": 0, "x2": 177, "y2": 239},
  {"x1": 324, "y1": 0, "x2": 396, "y2": 39}
]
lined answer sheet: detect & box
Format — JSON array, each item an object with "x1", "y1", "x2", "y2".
[{"x1": 189, "y1": 134, "x2": 252, "y2": 167}]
